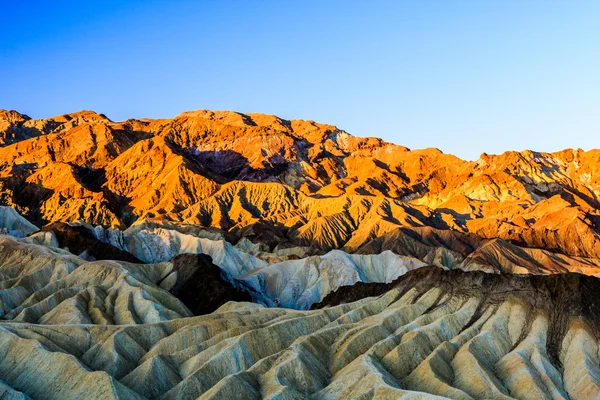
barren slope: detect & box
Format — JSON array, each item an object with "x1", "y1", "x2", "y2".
[
  {"x1": 0, "y1": 235, "x2": 192, "y2": 324},
  {"x1": 1, "y1": 109, "x2": 599, "y2": 260},
  {"x1": 0, "y1": 267, "x2": 599, "y2": 399}
]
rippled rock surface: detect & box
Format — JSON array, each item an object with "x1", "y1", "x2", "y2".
[
  {"x1": 0, "y1": 267, "x2": 598, "y2": 399},
  {"x1": 0, "y1": 235, "x2": 192, "y2": 325}
]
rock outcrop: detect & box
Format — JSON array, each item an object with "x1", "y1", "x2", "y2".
[
  {"x1": 0, "y1": 205, "x2": 39, "y2": 237},
  {"x1": 1, "y1": 109, "x2": 599, "y2": 261},
  {"x1": 24, "y1": 214, "x2": 600, "y2": 309},
  {"x1": 357, "y1": 225, "x2": 600, "y2": 275},
  {"x1": 0, "y1": 235, "x2": 191, "y2": 324},
  {"x1": 1, "y1": 107, "x2": 600, "y2": 398},
  {"x1": 240, "y1": 250, "x2": 426, "y2": 309},
  {"x1": 0, "y1": 267, "x2": 598, "y2": 399},
  {"x1": 42, "y1": 222, "x2": 141, "y2": 262},
  {"x1": 0, "y1": 230, "x2": 423, "y2": 312}
]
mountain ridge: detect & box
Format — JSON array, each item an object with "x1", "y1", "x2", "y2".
[{"x1": 1, "y1": 108, "x2": 599, "y2": 261}]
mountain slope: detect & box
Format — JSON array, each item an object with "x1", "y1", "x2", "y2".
[
  {"x1": 1, "y1": 267, "x2": 599, "y2": 399},
  {"x1": 0, "y1": 235, "x2": 191, "y2": 324},
  {"x1": 1, "y1": 109, "x2": 599, "y2": 260}
]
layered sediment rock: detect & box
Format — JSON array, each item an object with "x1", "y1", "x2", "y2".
[
  {"x1": 30, "y1": 216, "x2": 600, "y2": 309},
  {"x1": 0, "y1": 267, "x2": 598, "y2": 399},
  {"x1": 240, "y1": 250, "x2": 426, "y2": 309},
  {"x1": 0, "y1": 235, "x2": 191, "y2": 324},
  {"x1": 0, "y1": 231, "x2": 422, "y2": 313},
  {"x1": 41, "y1": 222, "x2": 141, "y2": 262},
  {"x1": 357, "y1": 226, "x2": 600, "y2": 275},
  {"x1": 0, "y1": 206, "x2": 39, "y2": 237},
  {"x1": 1, "y1": 108, "x2": 600, "y2": 398},
  {"x1": 1, "y1": 202, "x2": 598, "y2": 315}
]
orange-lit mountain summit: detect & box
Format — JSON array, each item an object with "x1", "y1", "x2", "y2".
[{"x1": 2, "y1": 108, "x2": 600, "y2": 257}]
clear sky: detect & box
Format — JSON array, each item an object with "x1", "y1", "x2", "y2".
[{"x1": 1, "y1": 1, "x2": 598, "y2": 160}]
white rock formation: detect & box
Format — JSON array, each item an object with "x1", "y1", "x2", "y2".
[
  {"x1": 0, "y1": 235, "x2": 191, "y2": 324},
  {"x1": 86, "y1": 224, "x2": 428, "y2": 309},
  {"x1": 0, "y1": 206, "x2": 38, "y2": 238},
  {"x1": 241, "y1": 250, "x2": 426, "y2": 309},
  {"x1": 2, "y1": 229, "x2": 427, "y2": 314},
  {"x1": 90, "y1": 224, "x2": 268, "y2": 277}
]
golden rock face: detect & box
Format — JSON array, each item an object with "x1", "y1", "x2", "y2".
[{"x1": 1, "y1": 108, "x2": 599, "y2": 259}]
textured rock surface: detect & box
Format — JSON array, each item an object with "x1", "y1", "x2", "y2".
[
  {"x1": 1, "y1": 109, "x2": 600, "y2": 261},
  {"x1": 0, "y1": 206, "x2": 39, "y2": 238},
  {"x1": 2, "y1": 108, "x2": 600, "y2": 398},
  {"x1": 42, "y1": 222, "x2": 141, "y2": 262},
  {"x1": 22, "y1": 214, "x2": 600, "y2": 309},
  {"x1": 240, "y1": 250, "x2": 427, "y2": 309},
  {"x1": 0, "y1": 267, "x2": 598, "y2": 399},
  {"x1": 76, "y1": 218, "x2": 600, "y2": 287},
  {"x1": 0, "y1": 235, "x2": 192, "y2": 324},
  {"x1": 0, "y1": 231, "x2": 422, "y2": 312},
  {"x1": 63, "y1": 221, "x2": 429, "y2": 309},
  {"x1": 89, "y1": 221, "x2": 268, "y2": 275},
  {"x1": 357, "y1": 226, "x2": 600, "y2": 275}
]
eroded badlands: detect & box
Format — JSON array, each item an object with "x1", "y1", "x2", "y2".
[
  {"x1": 0, "y1": 267, "x2": 599, "y2": 399},
  {"x1": 1, "y1": 109, "x2": 600, "y2": 399}
]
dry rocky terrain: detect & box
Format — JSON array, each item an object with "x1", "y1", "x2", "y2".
[
  {"x1": 0, "y1": 109, "x2": 599, "y2": 399},
  {"x1": 0, "y1": 267, "x2": 598, "y2": 399},
  {"x1": 1, "y1": 109, "x2": 599, "y2": 259}
]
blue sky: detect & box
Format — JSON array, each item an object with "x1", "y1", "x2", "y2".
[{"x1": 1, "y1": 1, "x2": 598, "y2": 160}]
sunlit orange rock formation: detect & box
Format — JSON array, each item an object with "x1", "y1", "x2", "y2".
[{"x1": 1, "y1": 108, "x2": 599, "y2": 260}]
